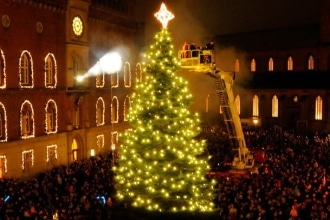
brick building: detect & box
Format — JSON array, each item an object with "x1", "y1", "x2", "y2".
[
  {"x1": 0, "y1": 0, "x2": 140, "y2": 178},
  {"x1": 195, "y1": 0, "x2": 330, "y2": 134}
]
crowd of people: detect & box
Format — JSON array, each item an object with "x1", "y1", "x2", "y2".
[
  {"x1": 0, "y1": 153, "x2": 118, "y2": 219},
  {"x1": 0, "y1": 126, "x2": 329, "y2": 219},
  {"x1": 201, "y1": 126, "x2": 330, "y2": 219}
]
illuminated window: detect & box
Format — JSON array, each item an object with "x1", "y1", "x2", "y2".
[
  {"x1": 96, "y1": 97, "x2": 105, "y2": 126},
  {"x1": 22, "y1": 150, "x2": 34, "y2": 172},
  {"x1": 235, "y1": 95, "x2": 240, "y2": 115},
  {"x1": 136, "y1": 63, "x2": 143, "y2": 83},
  {"x1": 71, "y1": 139, "x2": 78, "y2": 161},
  {"x1": 0, "y1": 113, "x2": 3, "y2": 139},
  {"x1": 19, "y1": 51, "x2": 33, "y2": 88},
  {"x1": 268, "y1": 57, "x2": 274, "y2": 71},
  {"x1": 111, "y1": 96, "x2": 119, "y2": 123},
  {"x1": 308, "y1": 55, "x2": 314, "y2": 70},
  {"x1": 45, "y1": 99, "x2": 58, "y2": 134},
  {"x1": 272, "y1": 95, "x2": 278, "y2": 117},
  {"x1": 21, "y1": 100, "x2": 34, "y2": 139},
  {"x1": 124, "y1": 62, "x2": 131, "y2": 87},
  {"x1": 111, "y1": 131, "x2": 118, "y2": 147},
  {"x1": 97, "y1": 134, "x2": 104, "y2": 151},
  {"x1": 0, "y1": 49, "x2": 6, "y2": 88},
  {"x1": 287, "y1": 56, "x2": 293, "y2": 71},
  {"x1": 111, "y1": 71, "x2": 119, "y2": 87},
  {"x1": 0, "y1": 102, "x2": 7, "y2": 142},
  {"x1": 315, "y1": 96, "x2": 322, "y2": 120},
  {"x1": 96, "y1": 74, "x2": 104, "y2": 88},
  {"x1": 251, "y1": 58, "x2": 256, "y2": 72},
  {"x1": 96, "y1": 61, "x2": 104, "y2": 88},
  {"x1": 45, "y1": 53, "x2": 57, "y2": 88},
  {"x1": 124, "y1": 95, "x2": 131, "y2": 121},
  {"x1": 46, "y1": 145, "x2": 57, "y2": 167},
  {"x1": 234, "y1": 59, "x2": 240, "y2": 73},
  {"x1": 253, "y1": 95, "x2": 259, "y2": 116},
  {"x1": 0, "y1": 155, "x2": 7, "y2": 178}
]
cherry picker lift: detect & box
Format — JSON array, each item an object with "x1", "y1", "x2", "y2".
[{"x1": 178, "y1": 45, "x2": 264, "y2": 173}]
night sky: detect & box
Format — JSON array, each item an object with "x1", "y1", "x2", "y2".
[{"x1": 135, "y1": 0, "x2": 321, "y2": 48}]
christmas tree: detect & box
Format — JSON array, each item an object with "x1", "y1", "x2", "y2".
[{"x1": 114, "y1": 3, "x2": 216, "y2": 214}]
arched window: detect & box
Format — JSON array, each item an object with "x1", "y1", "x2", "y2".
[
  {"x1": 19, "y1": 50, "x2": 34, "y2": 88},
  {"x1": 71, "y1": 139, "x2": 78, "y2": 161},
  {"x1": 235, "y1": 95, "x2": 240, "y2": 115},
  {"x1": 308, "y1": 55, "x2": 314, "y2": 70},
  {"x1": 287, "y1": 56, "x2": 293, "y2": 71},
  {"x1": 95, "y1": 61, "x2": 105, "y2": 88},
  {"x1": 272, "y1": 95, "x2": 278, "y2": 117},
  {"x1": 0, "y1": 49, "x2": 6, "y2": 88},
  {"x1": 268, "y1": 57, "x2": 274, "y2": 71},
  {"x1": 96, "y1": 97, "x2": 105, "y2": 126},
  {"x1": 111, "y1": 96, "x2": 119, "y2": 123},
  {"x1": 136, "y1": 63, "x2": 143, "y2": 83},
  {"x1": 20, "y1": 100, "x2": 35, "y2": 139},
  {"x1": 253, "y1": 95, "x2": 259, "y2": 117},
  {"x1": 45, "y1": 99, "x2": 58, "y2": 134},
  {"x1": 124, "y1": 61, "x2": 131, "y2": 87},
  {"x1": 0, "y1": 102, "x2": 7, "y2": 142},
  {"x1": 45, "y1": 53, "x2": 57, "y2": 88},
  {"x1": 315, "y1": 96, "x2": 322, "y2": 120},
  {"x1": 124, "y1": 95, "x2": 131, "y2": 121},
  {"x1": 234, "y1": 59, "x2": 240, "y2": 73},
  {"x1": 251, "y1": 58, "x2": 256, "y2": 72}
]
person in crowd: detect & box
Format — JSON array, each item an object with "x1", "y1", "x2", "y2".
[
  {"x1": 0, "y1": 127, "x2": 329, "y2": 219},
  {"x1": 182, "y1": 41, "x2": 190, "y2": 58}
]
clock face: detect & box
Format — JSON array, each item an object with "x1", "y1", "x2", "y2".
[{"x1": 72, "y1": 16, "x2": 83, "y2": 37}]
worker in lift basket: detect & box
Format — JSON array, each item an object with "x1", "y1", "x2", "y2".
[{"x1": 182, "y1": 41, "x2": 190, "y2": 58}]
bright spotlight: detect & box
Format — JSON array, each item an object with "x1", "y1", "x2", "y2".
[
  {"x1": 89, "y1": 63, "x2": 101, "y2": 76},
  {"x1": 99, "y1": 52, "x2": 122, "y2": 73},
  {"x1": 76, "y1": 75, "x2": 85, "y2": 82}
]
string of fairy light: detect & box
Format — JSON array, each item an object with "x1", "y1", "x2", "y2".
[{"x1": 114, "y1": 3, "x2": 216, "y2": 213}]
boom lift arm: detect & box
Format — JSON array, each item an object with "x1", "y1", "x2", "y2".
[
  {"x1": 178, "y1": 46, "x2": 255, "y2": 170},
  {"x1": 210, "y1": 71, "x2": 254, "y2": 169}
]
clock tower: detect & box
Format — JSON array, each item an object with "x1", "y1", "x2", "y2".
[{"x1": 66, "y1": 0, "x2": 90, "y2": 89}]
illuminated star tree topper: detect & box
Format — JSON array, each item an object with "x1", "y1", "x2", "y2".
[{"x1": 154, "y1": 2, "x2": 174, "y2": 29}]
